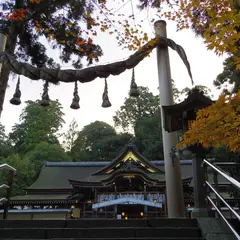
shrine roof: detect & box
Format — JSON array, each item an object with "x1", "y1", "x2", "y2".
[
  {"x1": 162, "y1": 88, "x2": 213, "y2": 116},
  {"x1": 69, "y1": 171, "x2": 193, "y2": 187},
  {"x1": 9, "y1": 194, "x2": 78, "y2": 205},
  {"x1": 44, "y1": 159, "x2": 193, "y2": 167},
  {"x1": 92, "y1": 143, "x2": 164, "y2": 175},
  {"x1": 69, "y1": 171, "x2": 166, "y2": 186},
  {"x1": 26, "y1": 159, "x2": 193, "y2": 191},
  {"x1": 24, "y1": 158, "x2": 229, "y2": 191},
  {"x1": 26, "y1": 165, "x2": 102, "y2": 190},
  {"x1": 11, "y1": 194, "x2": 70, "y2": 201},
  {"x1": 162, "y1": 89, "x2": 214, "y2": 132}
]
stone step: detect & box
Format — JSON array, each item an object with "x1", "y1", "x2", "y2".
[
  {"x1": 0, "y1": 219, "x2": 199, "y2": 229},
  {"x1": 0, "y1": 227, "x2": 202, "y2": 239},
  {"x1": 0, "y1": 238, "x2": 205, "y2": 240}
]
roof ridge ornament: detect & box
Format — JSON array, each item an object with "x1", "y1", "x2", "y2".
[{"x1": 187, "y1": 87, "x2": 204, "y2": 96}]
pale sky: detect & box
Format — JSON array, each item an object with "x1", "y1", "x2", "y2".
[{"x1": 0, "y1": 2, "x2": 226, "y2": 135}]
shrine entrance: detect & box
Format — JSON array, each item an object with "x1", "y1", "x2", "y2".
[
  {"x1": 118, "y1": 204, "x2": 144, "y2": 219},
  {"x1": 92, "y1": 197, "x2": 166, "y2": 219}
]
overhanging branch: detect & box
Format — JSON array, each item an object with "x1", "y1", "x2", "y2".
[{"x1": 0, "y1": 36, "x2": 193, "y2": 84}]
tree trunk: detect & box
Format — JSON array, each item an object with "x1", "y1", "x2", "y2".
[{"x1": 0, "y1": 22, "x2": 18, "y2": 119}]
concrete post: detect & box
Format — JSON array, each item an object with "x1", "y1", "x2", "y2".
[
  {"x1": 0, "y1": 25, "x2": 8, "y2": 75},
  {"x1": 154, "y1": 20, "x2": 185, "y2": 218},
  {"x1": 191, "y1": 150, "x2": 208, "y2": 218},
  {"x1": 3, "y1": 170, "x2": 14, "y2": 219}
]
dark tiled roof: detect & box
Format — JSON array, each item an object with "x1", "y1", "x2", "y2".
[
  {"x1": 43, "y1": 159, "x2": 193, "y2": 167},
  {"x1": 93, "y1": 144, "x2": 164, "y2": 175},
  {"x1": 9, "y1": 194, "x2": 79, "y2": 205},
  {"x1": 44, "y1": 161, "x2": 109, "y2": 167},
  {"x1": 11, "y1": 194, "x2": 70, "y2": 201},
  {"x1": 27, "y1": 159, "x2": 229, "y2": 192},
  {"x1": 27, "y1": 165, "x2": 102, "y2": 190},
  {"x1": 28, "y1": 161, "x2": 193, "y2": 191},
  {"x1": 157, "y1": 164, "x2": 193, "y2": 180}
]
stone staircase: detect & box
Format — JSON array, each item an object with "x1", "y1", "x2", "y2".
[{"x1": 0, "y1": 219, "x2": 205, "y2": 240}]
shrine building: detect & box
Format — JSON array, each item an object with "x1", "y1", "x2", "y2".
[{"x1": 9, "y1": 144, "x2": 194, "y2": 219}]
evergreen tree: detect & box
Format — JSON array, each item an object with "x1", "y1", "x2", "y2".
[{"x1": 0, "y1": 0, "x2": 103, "y2": 117}]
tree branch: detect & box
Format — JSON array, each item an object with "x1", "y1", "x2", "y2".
[{"x1": 0, "y1": 36, "x2": 193, "y2": 84}]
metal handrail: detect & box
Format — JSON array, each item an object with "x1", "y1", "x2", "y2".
[
  {"x1": 207, "y1": 197, "x2": 240, "y2": 239},
  {"x1": 0, "y1": 184, "x2": 9, "y2": 189},
  {"x1": 0, "y1": 163, "x2": 17, "y2": 219},
  {"x1": 0, "y1": 164, "x2": 16, "y2": 173},
  {"x1": 205, "y1": 181, "x2": 240, "y2": 221},
  {"x1": 203, "y1": 159, "x2": 240, "y2": 190},
  {"x1": 203, "y1": 159, "x2": 240, "y2": 240},
  {"x1": 0, "y1": 198, "x2": 7, "y2": 205},
  {"x1": 215, "y1": 162, "x2": 240, "y2": 167}
]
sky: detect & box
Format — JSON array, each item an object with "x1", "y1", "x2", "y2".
[{"x1": 0, "y1": 1, "x2": 226, "y2": 135}]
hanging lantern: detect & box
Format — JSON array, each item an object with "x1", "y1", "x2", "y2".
[
  {"x1": 70, "y1": 81, "x2": 80, "y2": 109},
  {"x1": 129, "y1": 68, "x2": 140, "y2": 97},
  {"x1": 40, "y1": 81, "x2": 50, "y2": 107},
  {"x1": 102, "y1": 78, "x2": 111, "y2": 108},
  {"x1": 10, "y1": 76, "x2": 21, "y2": 105}
]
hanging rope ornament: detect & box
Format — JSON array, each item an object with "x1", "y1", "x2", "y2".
[
  {"x1": 10, "y1": 76, "x2": 21, "y2": 105},
  {"x1": 40, "y1": 81, "x2": 50, "y2": 107},
  {"x1": 129, "y1": 68, "x2": 140, "y2": 97},
  {"x1": 70, "y1": 81, "x2": 80, "y2": 109},
  {"x1": 102, "y1": 78, "x2": 111, "y2": 108}
]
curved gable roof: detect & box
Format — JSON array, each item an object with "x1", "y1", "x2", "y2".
[{"x1": 92, "y1": 143, "x2": 164, "y2": 175}]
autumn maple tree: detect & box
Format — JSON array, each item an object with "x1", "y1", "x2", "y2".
[{"x1": 177, "y1": 92, "x2": 240, "y2": 152}]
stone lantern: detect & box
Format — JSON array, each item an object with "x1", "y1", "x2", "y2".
[{"x1": 162, "y1": 88, "x2": 213, "y2": 217}]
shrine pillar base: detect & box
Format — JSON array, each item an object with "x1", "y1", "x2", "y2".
[{"x1": 191, "y1": 208, "x2": 208, "y2": 218}]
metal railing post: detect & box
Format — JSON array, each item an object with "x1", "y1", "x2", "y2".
[
  {"x1": 3, "y1": 170, "x2": 14, "y2": 219},
  {"x1": 0, "y1": 164, "x2": 17, "y2": 220},
  {"x1": 203, "y1": 159, "x2": 240, "y2": 239},
  {"x1": 213, "y1": 171, "x2": 221, "y2": 218},
  {"x1": 203, "y1": 163, "x2": 211, "y2": 215}
]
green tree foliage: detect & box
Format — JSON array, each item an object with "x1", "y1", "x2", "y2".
[
  {"x1": 0, "y1": 123, "x2": 13, "y2": 158},
  {"x1": 71, "y1": 121, "x2": 132, "y2": 161},
  {"x1": 62, "y1": 118, "x2": 79, "y2": 152},
  {"x1": 134, "y1": 112, "x2": 163, "y2": 160},
  {"x1": 0, "y1": 123, "x2": 6, "y2": 143},
  {"x1": 177, "y1": 85, "x2": 213, "y2": 102},
  {"x1": 113, "y1": 86, "x2": 164, "y2": 160},
  {"x1": 213, "y1": 56, "x2": 240, "y2": 94},
  {"x1": 172, "y1": 80, "x2": 181, "y2": 103},
  {"x1": 113, "y1": 87, "x2": 160, "y2": 131},
  {"x1": 25, "y1": 142, "x2": 71, "y2": 175},
  {"x1": 0, "y1": 154, "x2": 36, "y2": 196},
  {"x1": 9, "y1": 99, "x2": 65, "y2": 153}
]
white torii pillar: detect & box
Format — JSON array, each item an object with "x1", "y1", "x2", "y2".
[
  {"x1": 0, "y1": 25, "x2": 8, "y2": 75},
  {"x1": 154, "y1": 20, "x2": 185, "y2": 218}
]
